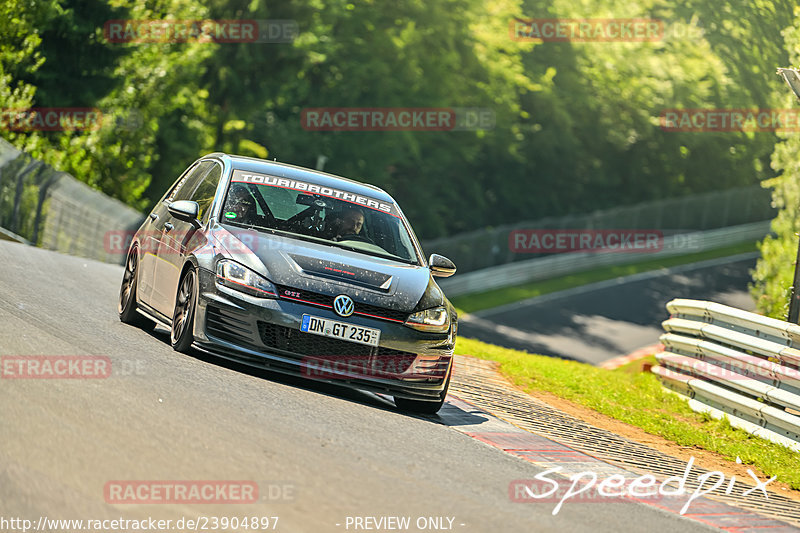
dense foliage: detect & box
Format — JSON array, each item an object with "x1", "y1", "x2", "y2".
[
  {"x1": 1, "y1": 0, "x2": 795, "y2": 240},
  {"x1": 750, "y1": 7, "x2": 800, "y2": 319}
]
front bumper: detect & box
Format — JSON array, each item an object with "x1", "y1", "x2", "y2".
[{"x1": 192, "y1": 268, "x2": 455, "y2": 401}]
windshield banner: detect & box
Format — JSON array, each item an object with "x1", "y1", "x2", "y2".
[{"x1": 230, "y1": 170, "x2": 398, "y2": 216}]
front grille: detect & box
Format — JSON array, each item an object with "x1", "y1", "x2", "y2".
[
  {"x1": 354, "y1": 302, "x2": 409, "y2": 323},
  {"x1": 257, "y1": 322, "x2": 417, "y2": 368},
  {"x1": 274, "y1": 284, "x2": 410, "y2": 323}
]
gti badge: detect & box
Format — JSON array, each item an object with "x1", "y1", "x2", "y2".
[{"x1": 333, "y1": 294, "x2": 354, "y2": 317}]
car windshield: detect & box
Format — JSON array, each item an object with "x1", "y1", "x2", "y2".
[{"x1": 220, "y1": 170, "x2": 420, "y2": 263}]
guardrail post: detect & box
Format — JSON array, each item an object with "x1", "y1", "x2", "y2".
[
  {"x1": 30, "y1": 171, "x2": 61, "y2": 246},
  {"x1": 10, "y1": 158, "x2": 42, "y2": 234},
  {"x1": 788, "y1": 233, "x2": 800, "y2": 324},
  {"x1": 778, "y1": 67, "x2": 800, "y2": 324}
]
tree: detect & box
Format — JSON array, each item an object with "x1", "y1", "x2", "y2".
[{"x1": 750, "y1": 9, "x2": 800, "y2": 319}]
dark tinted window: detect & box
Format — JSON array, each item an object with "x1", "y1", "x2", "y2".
[
  {"x1": 192, "y1": 163, "x2": 223, "y2": 222},
  {"x1": 168, "y1": 161, "x2": 213, "y2": 203}
]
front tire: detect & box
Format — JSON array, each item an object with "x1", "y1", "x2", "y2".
[
  {"x1": 171, "y1": 267, "x2": 197, "y2": 353},
  {"x1": 118, "y1": 247, "x2": 155, "y2": 329},
  {"x1": 394, "y1": 372, "x2": 452, "y2": 414}
]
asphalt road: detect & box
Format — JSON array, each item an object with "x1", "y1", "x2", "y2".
[
  {"x1": 458, "y1": 254, "x2": 758, "y2": 365},
  {"x1": 0, "y1": 241, "x2": 720, "y2": 532}
]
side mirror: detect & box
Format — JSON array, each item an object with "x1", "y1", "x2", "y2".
[
  {"x1": 168, "y1": 200, "x2": 201, "y2": 228},
  {"x1": 429, "y1": 254, "x2": 456, "y2": 278}
]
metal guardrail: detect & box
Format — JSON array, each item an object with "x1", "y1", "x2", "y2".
[
  {"x1": 438, "y1": 222, "x2": 771, "y2": 297},
  {"x1": 2, "y1": 137, "x2": 773, "y2": 272},
  {"x1": 421, "y1": 185, "x2": 775, "y2": 274},
  {"x1": 0, "y1": 138, "x2": 144, "y2": 263},
  {"x1": 652, "y1": 298, "x2": 800, "y2": 451},
  {"x1": 0, "y1": 135, "x2": 774, "y2": 275}
]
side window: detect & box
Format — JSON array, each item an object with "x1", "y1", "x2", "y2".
[
  {"x1": 192, "y1": 163, "x2": 223, "y2": 223},
  {"x1": 169, "y1": 161, "x2": 213, "y2": 203},
  {"x1": 163, "y1": 163, "x2": 197, "y2": 204}
]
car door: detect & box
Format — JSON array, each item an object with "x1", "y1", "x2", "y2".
[
  {"x1": 137, "y1": 161, "x2": 204, "y2": 307},
  {"x1": 152, "y1": 161, "x2": 222, "y2": 317},
  {"x1": 148, "y1": 161, "x2": 214, "y2": 315}
]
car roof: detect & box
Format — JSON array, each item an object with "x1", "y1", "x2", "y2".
[{"x1": 206, "y1": 152, "x2": 395, "y2": 204}]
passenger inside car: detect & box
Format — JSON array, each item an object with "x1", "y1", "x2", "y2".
[{"x1": 225, "y1": 184, "x2": 258, "y2": 224}]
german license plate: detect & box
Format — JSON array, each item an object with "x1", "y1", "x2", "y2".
[{"x1": 300, "y1": 314, "x2": 381, "y2": 347}]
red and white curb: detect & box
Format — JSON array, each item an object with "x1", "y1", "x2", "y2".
[{"x1": 437, "y1": 394, "x2": 798, "y2": 532}]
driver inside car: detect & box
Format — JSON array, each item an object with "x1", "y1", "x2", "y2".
[{"x1": 331, "y1": 207, "x2": 367, "y2": 241}]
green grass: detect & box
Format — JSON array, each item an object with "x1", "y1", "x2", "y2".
[
  {"x1": 452, "y1": 241, "x2": 758, "y2": 314},
  {"x1": 455, "y1": 336, "x2": 800, "y2": 490}
]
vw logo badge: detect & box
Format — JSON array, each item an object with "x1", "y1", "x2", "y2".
[{"x1": 333, "y1": 294, "x2": 354, "y2": 317}]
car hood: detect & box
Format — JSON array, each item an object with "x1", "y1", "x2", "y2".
[{"x1": 211, "y1": 224, "x2": 441, "y2": 312}]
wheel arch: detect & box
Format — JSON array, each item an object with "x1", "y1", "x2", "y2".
[
  {"x1": 176, "y1": 255, "x2": 201, "y2": 324},
  {"x1": 171, "y1": 256, "x2": 201, "y2": 351},
  {"x1": 180, "y1": 255, "x2": 200, "y2": 280}
]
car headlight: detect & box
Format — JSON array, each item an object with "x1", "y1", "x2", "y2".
[
  {"x1": 215, "y1": 259, "x2": 277, "y2": 298},
  {"x1": 405, "y1": 306, "x2": 450, "y2": 333}
]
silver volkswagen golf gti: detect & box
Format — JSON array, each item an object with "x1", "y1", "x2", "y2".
[{"x1": 119, "y1": 153, "x2": 458, "y2": 413}]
